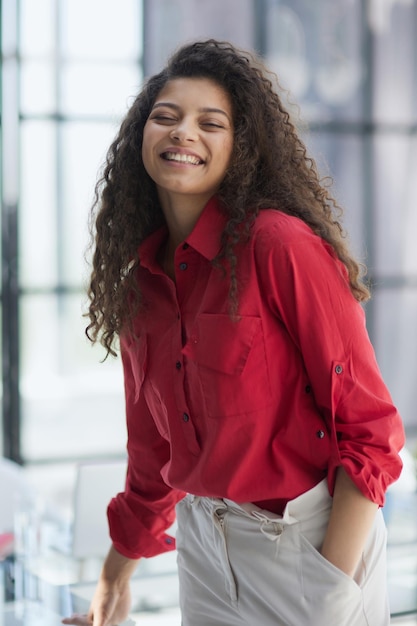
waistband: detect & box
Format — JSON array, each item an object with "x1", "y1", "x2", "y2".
[{"x1": 191, "y1": 479, "x2": 331, "y2": 525}]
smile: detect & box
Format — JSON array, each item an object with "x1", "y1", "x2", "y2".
[{"x1": 161, "y1": 152, "x2": 203, "y2": 165}]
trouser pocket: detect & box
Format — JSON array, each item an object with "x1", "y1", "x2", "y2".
[{"x1": 298, "y1": 530, "x2": 367, "y2": 626}]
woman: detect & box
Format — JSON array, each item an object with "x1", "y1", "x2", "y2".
[{"x1": 63, "y1": 40, "x2": 404, "y2": 626}]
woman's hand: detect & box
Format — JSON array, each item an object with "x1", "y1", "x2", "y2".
[
  {"x1": 62, "y1": 545, "x2": 139, "y2": 626},
  {"x1": 62, "y1": 578, "x2": 131, "y2": 626}
]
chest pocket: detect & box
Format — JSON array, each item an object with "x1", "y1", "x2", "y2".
[{"x1": 182, "y1": 313, "x2": 272, "y2": 418}]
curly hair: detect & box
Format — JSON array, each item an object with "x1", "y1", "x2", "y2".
[{"x1": 86, "y1": 39, "x2": 370, "y2": 357}]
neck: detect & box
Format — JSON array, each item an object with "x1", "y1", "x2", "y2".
[{"x1": 158, "y1": 191, "x2": 211, "y2": 247}]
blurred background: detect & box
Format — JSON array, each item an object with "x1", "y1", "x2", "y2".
[{"x1": 0, "y1": 0, "x2": 416, "y2": 619}]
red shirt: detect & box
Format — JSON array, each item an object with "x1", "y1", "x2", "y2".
[{"x1": 108, "y1": 196, "x2": 404, "y2": 559}]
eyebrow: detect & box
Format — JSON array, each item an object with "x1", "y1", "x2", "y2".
[{"x1": 152, "y1": 102, "x2": 231, "y2": 122}]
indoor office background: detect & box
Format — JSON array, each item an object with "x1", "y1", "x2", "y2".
[{"x1": 1, "y1": 0, "x2": 417, "y2": 547}]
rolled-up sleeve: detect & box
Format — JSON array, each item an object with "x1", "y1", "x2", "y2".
[
  {"x1": 107, "y1": 336, "x2": 185, "y2": 559},
  {"x1": 257, "y1": 218, "x2": 405, "y2": 505}
]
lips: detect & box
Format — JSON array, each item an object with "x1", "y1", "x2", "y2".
[{"x1": 161, "y1": 151, "x2": 204, "y2": 165}]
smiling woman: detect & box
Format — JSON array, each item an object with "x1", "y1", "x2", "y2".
[
  {"x1": 63, "y1": 39, "x2": 404, "y2": 626},
  {"x1": 141, "y1": 77, "x2": 234, "y2": 248}
]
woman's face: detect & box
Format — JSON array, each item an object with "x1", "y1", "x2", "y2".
[{"x1": 142, "y1": 77, "x2": 234, "y2": 210}]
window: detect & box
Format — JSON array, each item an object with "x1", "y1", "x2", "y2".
[
  {"x1": 2, "y1": 0, "x2": 416, "y2": 465},
  {"x1": 2, "y1": 0, "x2": 143, "y2": 462}
]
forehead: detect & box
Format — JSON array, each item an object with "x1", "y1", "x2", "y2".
[{"x1": 154, "y1": 77, "x2": 232, "y2": 111}]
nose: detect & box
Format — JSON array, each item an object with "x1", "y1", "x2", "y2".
[{"x1": 170, "y1": 118, "x2": 198, "y2": 142}]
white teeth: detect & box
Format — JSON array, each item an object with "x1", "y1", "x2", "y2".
[{"x1": 163, "y1": 152, "x2": 202, "y2": 165}]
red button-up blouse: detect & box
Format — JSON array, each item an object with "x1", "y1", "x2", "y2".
[{"x1": 108, "y1": 196, "x2": 404, "y2": 559}]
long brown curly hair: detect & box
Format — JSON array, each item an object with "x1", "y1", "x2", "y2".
[{"x1": 86, "y1": 39, "x2": 370, "y2": 357}]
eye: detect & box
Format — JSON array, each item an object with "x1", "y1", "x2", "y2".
[
  {"x1": 151, "y1": 114, "x2": 176, "y2": 124},
  {"x1": 201, "y1": 121, "x2": 225, "y2": 129}
]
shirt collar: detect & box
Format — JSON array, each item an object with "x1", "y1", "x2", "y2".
[
  {"x1": 138, "y1": 225, "x2": 168, "y2": 273},
  {"x1": 186, "y1": 196, "x2": 227, "y2": 260},
  {"x1": 138, "y1": 196, "x2": 227, "y2": 271}
]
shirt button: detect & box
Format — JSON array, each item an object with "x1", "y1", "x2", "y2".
[
  {"x1": 335, "y1": 365, "x2": 343, "y2": 374},
  {"x1": 305, "y1": 385, "x2": 311, "y2": 394},
  {"x1": 175, "y1": 361, "x2": 182, "y2": 370},
  {"x1": 179, "y1": 262, "x2": 188, "y2": 271},
  {"x1": 165, "y1": 537, "x2": 173, "y2": 545},
  {"x1": 316, "y1": 430, "x2": 325, "y2": 439},
  {"x1": 183, "y1": 412, "x2": 190, "y2": 422},
  {"x1": 182, "y1": 243, "x2": 189, "y2": 250}
]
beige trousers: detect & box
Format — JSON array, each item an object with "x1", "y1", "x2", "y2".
[{"x1": 176, "y1": 480, "x2": 390, "y2": 626}]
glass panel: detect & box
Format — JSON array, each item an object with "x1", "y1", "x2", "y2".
[
  {"x1": 60, "y1": 121, "x2": 120, "y2": 286},
  {"x1": 265, "y1": 4, "x2": 309, "y2": 102},
  {"x1": 372, "y1": 2, "x2": 417, "y2": 123},
  {"x1": 374, "y1": 134, "x2": 417, "y2": 276},
  {"x1": 20, "y1": 0, "x2": 55, "y2": 58},
  {"x1": 143, "y1": 0, "x2": 254, "y2": 75},
  {"x1": 373, "y1": 288, "x2": 417, "y2": 431},
  {"x1": 61, "y1": 62, "x2": 141, "y2": 116},
  {"x1": 20, "y1": 60, "x2": 56, "y2": 115},
  {"x1": 20, "y1": 294, "x2": 125, "y2": 461},
  {"x1": 304, "y1": 131, "x2": 366, "y2": 259},
  {"x1": 60, "y1": 0, "x2": 142, "y2": 60},
  {"x1": 264, "y1": 0, "x2": 364, "y2": 123},
  {"x1": 19, "y1": 121, "x2": 58, "y2": 288}
]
